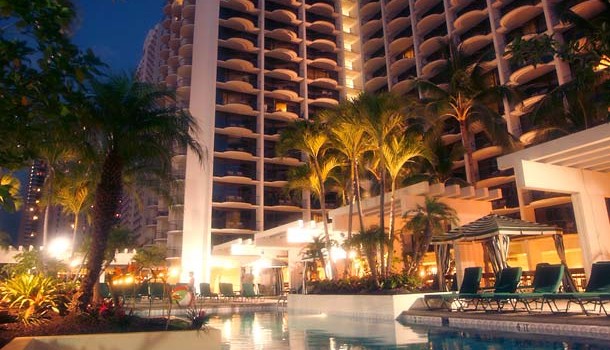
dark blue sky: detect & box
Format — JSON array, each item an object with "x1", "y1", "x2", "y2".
[{"x1": 72, "y1": 1, "x2": 165, "y2": 72}]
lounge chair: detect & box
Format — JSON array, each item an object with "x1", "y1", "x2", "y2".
[
  {"x1": 477, "y1": 266, "x2": 523, "y2": 311},
  {"x1": 241, "y1": 282, "x2": 261, "y2": 301},
  {"x1": 544, "y1": 261, "x2": 610, "y2": 315},
  {"x1": 219, "y1": 282, "x2": 238, "y2": 300},
  {"x1": 148, "y1": 282, "x2": 167, "y2": 301},
  {"x1": 423, "y1": 267, "x2": 482, "y2": 311},
  {"x1": 99, "y1": 282, "x2": 112, "y2": 299},
  {"x1": 199, "y1": 282, "x2": 219, "y2": 301},
  {"x1": 483, "y1": 263, "x2": 564, "y2": 313}
]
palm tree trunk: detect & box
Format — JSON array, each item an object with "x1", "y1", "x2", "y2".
[
  {"x1": 354, "y1": 162, "x2": 365, "y2": 233},
  {"x1": 78, "y1": 150, "x2": 123, "y2": 311},
  {"x1": 318, "y1": 191, "x2": 337, "y2": 280},
  {"x1": 42, "y1": 168, "x2": 55, "y2": 247},
  {"x1": 347, "y1": 161, "x2": 355, "y2": 240},
  {"x1": 386, "y1": 181, "x2": 396, "y2": 275},
  {"x1": 410, "y1": 227, "x2": 433, "y2": 277},
  {"x1": 378, "y1": 168, "x2": 386, "y2": 277},
  {"x1": 459, "y1": 120, "x2": 476, "y2": 185},
  {"x1": 71, "y1": 213, "x2": 79, "y2": 258}
]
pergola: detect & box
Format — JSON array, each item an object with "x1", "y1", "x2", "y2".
[
  {"x1": 431, "y1": 214, "x2": 575, "y2": 291},
  {"x1": 497, "y1": 123, "x2": 610, "y2": 276}
]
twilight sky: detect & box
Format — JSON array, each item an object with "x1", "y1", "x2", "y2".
[{"x1": 71, "y1": 0, "x2": 166, "y2": 72}]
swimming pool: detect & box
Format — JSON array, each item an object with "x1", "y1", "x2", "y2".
[{"x1": 207, "y1": 311, "x2": 610, "y2": 350}]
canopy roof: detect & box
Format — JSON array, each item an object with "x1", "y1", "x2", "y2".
[{"x1": 432, "y1": 214, "x2": 563, "y2": 244}]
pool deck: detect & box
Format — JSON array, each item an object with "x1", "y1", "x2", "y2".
[
  {"x1": 399, "y1": 308, "x2": 610, "y2": 341},
  {"x1": 127, "y1": 296, "x2": 286, "y2": 316}
]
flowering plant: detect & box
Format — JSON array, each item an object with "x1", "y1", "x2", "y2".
[{"x1": 185, "y1": 305, "x2": 209, "y2": 330}]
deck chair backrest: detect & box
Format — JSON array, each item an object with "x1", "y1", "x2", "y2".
[
  {"x1": 200, "y1": 282, "x2": 213, "y2": 296},
  {"x1": 242, "y1": 282, "x2": 256, "y2": 297},
  {"x1": 586, "y1": 261, "x2": 610, "y2": 292},
  {"x1": 494, "y1": 267, "x2": 522, "y2": 293},
  {"x1": 99, "y1": 282, "x2": 112, "y2": 298},
  {"x1": 532, "y1": 263, "x2": 564, "y2": 293},
  {"x1": 459, "y1": 267, "x2": 482, "y2": 294},
  {"x1": 220, "y1": 282, "x2": 234, "y2": 296},
  {"x1": 149, "y1": 282, "x2": 166, "y2": 299}
]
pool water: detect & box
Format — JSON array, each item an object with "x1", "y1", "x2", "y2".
[{"x1": 207, "y1": 311, "x2": 610, "y2": 350}]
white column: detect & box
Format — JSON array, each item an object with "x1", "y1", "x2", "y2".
[
  {"x1": 181, "y1": 0, "x2": 220, "y2": 284},
  {"x1": 515, "y1": 160, "x2": 610, "y2": 276},
  {"x1": 571, "y1": 192, "x2": 610, "y2": 274}
]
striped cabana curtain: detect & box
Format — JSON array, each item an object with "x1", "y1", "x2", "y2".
[
  {"x1": 434, "y1": 244, "x2": 452, "y2": 291},
  {"x1": 483, "y1": 234, "x2": 510, "y2": 276},
  {"x1": 553, "y1": 234, "x2": 578, "y2": 292}
]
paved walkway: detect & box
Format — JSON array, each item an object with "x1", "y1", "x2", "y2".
[{"x1": 399, "y1": 307, "x2": 610, "y2": 341}]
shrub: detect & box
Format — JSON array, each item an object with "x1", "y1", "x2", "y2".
[
  {"x1": 309, "y1": 273, "x2": 423, "y2": 295},
  {"x1": 0, "y1": 274, "x2": 70, "y2": 325}
]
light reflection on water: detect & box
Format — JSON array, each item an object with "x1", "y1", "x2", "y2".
[{"x1": 206, "y1": 311, "x2": 610, "y2": 350}]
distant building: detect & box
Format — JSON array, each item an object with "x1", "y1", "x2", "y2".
[{"x1": 16, "y1": 161, "x2": 46, "y2": 247}]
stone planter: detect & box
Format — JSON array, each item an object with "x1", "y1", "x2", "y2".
[{"x1": 288, "y1": 293, "x2": 427, "y2": 320}]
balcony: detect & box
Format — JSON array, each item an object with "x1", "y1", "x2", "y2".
[
  {"x1": 264, "y1": 192, "x2": 301, "y2": 207},
  {"x1": 215, "y1": 137, "x2": 257, "y2": 157},
  {"x1": 266, "y1": 27, "x2": 299, "y2": 43},
  {"x1": 307, "y1": 1, "x2": 334, "y2": 18},
  {"x1": 499, "y1": 0, "x2": 542, "y2": 32},
  {"x1": 454, "y1": 5, "x2": 488, "y2": 35},
  {"x1": 387, "y1": 0, "x2": 410, "y2": 19},
  {"x1": 309, "y1": 19, "x2": 336, "y2": 35},
  {"x1": 216, "y1": 113, "x2": 258, "y2": 135},
  {"x1": 214, "y1": 163, "x2": 257, "y2": 180},
  {"x1": 388, "y1": 17, "x2": 411, "y2": 39},
  {"x1": 360, "y1": 1, "x2": 381, "y2": 23},
  {"x1": 220, "y1": 0, "x2": 257, "y2": 13},
  {"x1": 217, "y1": 90, "x2": 258, "y2": 115},
  {"x1": 509, "y1": 54, "x2": 554, "y2": 85},
  {"x1": 212, "y1": 209, "x2": 256, "y2": 231}
]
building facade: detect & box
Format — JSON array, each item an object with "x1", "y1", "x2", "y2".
[{"x1": 136, "y1": 0, "x2": 607, "y2": 283}]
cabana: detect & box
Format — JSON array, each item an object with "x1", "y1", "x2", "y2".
[{"x1": 432, "y1": 214, "x2": 577, "y2": 292}]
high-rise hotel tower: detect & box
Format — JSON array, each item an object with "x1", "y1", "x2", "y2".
[{"x1": 137, "y1": 0, "x2": 607, "y2": 282}]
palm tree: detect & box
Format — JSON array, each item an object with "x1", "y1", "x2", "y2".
[
  {"x1": 403, "y1": 197, "x2": 458, "y2": 277},
  {"x1": 38, "y1": 137, "x2": 80, "y2": 247},
  {"x1": 346, "y1": 227, "x2": 385, "y2": 282},
  {"x1": 301, "y1": 235, "x2": 328, "y2": 281},
  {"x1": 0, "y1": 171, "x2": 21, "y2": 213},
  {"x1": 356, "y1": 92, "x2": 407, "y2": 275},
  {"x1": 382, "y1": 133, "x2": 428, "y2": 274},
  {"x1": 286, "y1": 159, "x2": 342, "y2": 278},
  {"x1": 76, "y1": 75, "x2": 203, "y2": 310},
  {"x1": 411, "y1": 45, "x2": 518, "y2": 184},
  {"x1": 53, "y1": 162, "x2": 96, "y2": 254},
  {"x1": 321, "y1": 103, "x2": 374, "y2": 239},
  {"x1": 278, "y1": 120, "x2": 341, "y2": 279}
]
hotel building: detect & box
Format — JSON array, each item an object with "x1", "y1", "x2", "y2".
[{"x1": 136, "y1": 0, "x2": 608, "y2": 283}]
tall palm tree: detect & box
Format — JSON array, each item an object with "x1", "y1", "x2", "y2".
[
  {"x1": 321, "y1": 103, "x2": 374, "y2": 239},
  {"x1": 403, "y1": 197, "x2": 458, "y2": 277},
  {"x1": 411, "y1": 45, "x2": 518, "y2": 184},
  {"x1": 382, "y1": 133, "x2": 428, "y2": 274},
  {"x1": 76, "y1": 75, "x2": 203, "y2": 310},
  {"x1": 38, "y1": 135, "x2": 80, "y2": 246},
  {"x1": 356, "y1": 92, "x2": 406, "y2": 275},
  {"x1": 279, "y1": 120, "x2": 342, "y2": 278},
  {"x1": 286, "y1": 158, "x2": 342, "y2": 278},
  {"x1": 53, "y1": 162, "x2": 95, "y2": 254}
]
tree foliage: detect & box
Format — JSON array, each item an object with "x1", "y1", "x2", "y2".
[{"x1": 0, "y1": 0, "x2": 101, "y2": 167}]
